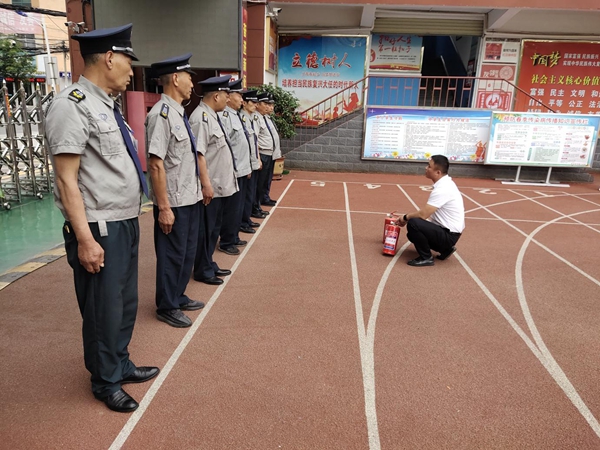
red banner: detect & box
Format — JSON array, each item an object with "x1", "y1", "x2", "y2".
[{"x1": 515, "y1": 40, "x2": 600, "y2": 114}]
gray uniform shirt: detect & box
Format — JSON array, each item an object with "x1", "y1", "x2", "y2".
[
  {"x1": 218, "y1": 106, "x2": 252, "y2": 178},
  {"x1": 145, "y1": 94, "x2": 202, "y2": 208},
  {"x1": 256, "y1": 113, "x2": 274, "y2": 156},
  {"x1": 45, "y1": 76, "x2": 142, "y2": 222},
  {"x1": 240, "y1": 109, "x2": 260, "y2": 171},
  {"x1": 265, "y1": 114, "x2": 282, "y2": 159},
  {"x1": 189, "y1": 101, "x2": 238, "y2": 198}
]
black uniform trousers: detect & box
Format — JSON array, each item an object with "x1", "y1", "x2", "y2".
[
  {"x1": 264, "y1": 157, "x2": 276, "y2": 202},
  {"x1": 256, "y1": 153, "x2": 273, "y2": 207},
  {"x1": 194, "y1": 197, "x2": 225, "y2": 280},
  {"x1": 406, "y1": 218, "x2": 461, "y2": 259},
  {"x1": 63, "y1": 218, "x2": 139, "y2": 399},
  {"x1": 220, "y1": 176, "x2": 247, "y2": 248},
  {"x1": 154, "y1": 202, "x2": 200, "y2": 312},
  {"x1": 242, "y1": 170, "x2": 259, "y2": 227}
]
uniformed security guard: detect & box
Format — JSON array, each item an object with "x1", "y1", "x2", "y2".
[
  {"x1": 239, "y1": 90, "x2": 262, "y2": 234},
  {"x1": 264, "y1": 94, "x2": 282, "y2": 205},
  {"x1": 189, "y1": 75, "x2": 237, "y2": 285},
  {"x1": 255, "y1": 92, "x2": 277, "y2": 216},
  {"x1": 45, "y1": 24, "x2": 159, "y2": 413},
  {"x1": 217, "y1": 78, "x2": 253, "y2": 255},
  {"x1": 146, "y1": 54, "x2": 209, "y2": 328}
]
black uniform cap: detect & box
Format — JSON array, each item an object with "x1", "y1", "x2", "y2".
[
  {"x1": 198, "y1": 75, "x2": 232, "y2": 93},
  {"x1": 257, "y1": 92, "x2": 275, "y2": 103},
  {"x1": 228, "y1": 78, "x2": 244, "y2": 92},
  {"x1": 72, "y1": 23, "x2": 138, "y2": 61},
  {"x1": 243, "y1": 89, "x2": 258, "y2": 102},
  {"x1": 151, "y1": 53, "x2": 196, "y2": 76}
]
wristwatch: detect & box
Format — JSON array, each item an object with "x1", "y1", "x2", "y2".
[{"x1": 403, "y1": 214, "x2": 408, "y2": 222}]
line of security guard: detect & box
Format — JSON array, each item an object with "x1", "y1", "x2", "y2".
[
  {"x1": 217, "y1": 78, "x2": 253, "y2": 255},
  {"x1": 45, "y1": 24, "x2": 159, "y2": 413},
  {"x1": 145, "y1": 54, "x2": 209, "y2": 328},
  {"x1": 239, "y1": 90, "x2": 262, "y2": 234},
  {"x1": 189, "y1": 75, "x2": 238, "y2": 286}
]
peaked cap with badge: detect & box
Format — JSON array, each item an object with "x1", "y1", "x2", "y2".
[
  {"x1": 257, "y1": 92, "x2": 275, "y2": 104},
  {"x1": 228, "y1": 78, "x2": 244, "y2": 92},
  {"x1": 242, "y1": 90, "x2": 258, "y2": 102},
  {"x1": 151, "y1": 53, "x2": 196, "y2": 77},
  {"x1": 72, "y1": 23, "x2": 138, "y2": 61},
  {"x1": 198, "y1": 75, "x2": 232, "y2": 94}
]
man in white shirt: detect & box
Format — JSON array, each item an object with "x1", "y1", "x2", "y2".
[{"x1": 398, "y1": 155, "x2": 465, "y2": 267}]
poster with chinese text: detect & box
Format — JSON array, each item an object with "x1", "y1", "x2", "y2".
[
  {"x1": 486, "y1": 112, "x2": 600, "y2": 167},
  {"x1": 514, "y1": 40, "x2": 600, "y2": 114},
  {"x1": 369, "y1": 34, "x2": 423, "y2": 71},
  {"x1": 278, "y1": 36, "x2": 367, "y2": 112},
  {"x1": 363, "y1": 108, "x2": 492, "y2": 163},
  {"x1": 473, "y1": 63, "x2": 517, "y2": 111},
  {"x1": 482, "y1": 39, "x2": 520, "y2": 63}
]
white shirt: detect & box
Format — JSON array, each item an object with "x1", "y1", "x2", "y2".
[{"x1": 427, "y1": 175, "x2": 465, "y2": 233}]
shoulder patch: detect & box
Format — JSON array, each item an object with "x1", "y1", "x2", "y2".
[
  {"x1": 222, "y1": 111, "x2": 229, "y2": 118},
  {"x1": 160, "y1": 103, "x2": 169, "y2": 119},
  {"x1": 202, "y1": 111, "x2": 208, "y2": 123},
  {"x1": 68, "y1": 89, "x2": 85, "y2": 103}
]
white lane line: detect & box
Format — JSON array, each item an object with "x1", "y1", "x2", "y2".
[
  {"x1": 510, "y1": 190, "x2": 600, "y2": 235},
  {"x1": 109, "y1": 180, "x2": 296, "y2": 450},
  {"x1": 534, "y1": 191, "x2": 548, "y2": 197},
  {"x1": 514, "y1": 209, "x2": 600, "y2": 437},
  {"x1": 343, "y1": 182, "x2": 381, "y2": 450},
  {"x1": 462, "y1": 192, "x2": 600, "y2": 436},
  {"x1": 462, "y1": 193, "x2": 600, "y2": 289},
  {"x1": 464, "y1": 193, "x2": 570, "y2": 214}
]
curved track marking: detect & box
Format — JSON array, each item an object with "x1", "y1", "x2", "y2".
[
  {"x1": 464, "y1": 194, "x2": 569, "y2": 214},
  {"x1": 515, "y1": 208, "x2": 600, "y2": 437},
  {"x1": 109, "y1": 180, "x2": 296, "y2": 450},
  {"x1": 510, "y1": 190, "x2": 600, "y2": 235},
  {"x1": 463, "y1": 191, "x2": 600, "y2": 437}
]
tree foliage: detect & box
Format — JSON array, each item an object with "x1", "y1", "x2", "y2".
[
  {"x1": 0, "y1": 38, "x2": 36, "y2": 82},
  {"x1": 254, "y1": 84, "x2": 302, "y2": 139}
]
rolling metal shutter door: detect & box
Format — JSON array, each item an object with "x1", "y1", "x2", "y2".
[{"x1": 373, "y1": 17, "x2": 484, "y2": 36}]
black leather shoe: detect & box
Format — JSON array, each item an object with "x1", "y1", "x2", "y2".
[
  {"x1": 180, "y1": 299, "x2": 205, "y2": 311},
  {"x1": 195, "y1": 276, "x2": 224, "y2": 285},
  {"x1": 235, "y1": 240, "x2": 247, "y2": 246},
  {"x1": 407, "y1": 256, "x2": 434, "y2": 267},
  {"x1": 97, "y1": 389, "x2": 139, "y2": 413},
  {"x1": 157, "y1": 309, "x2": 192, "y2": 327},
  {"x1": 249, "y1": 221, "x2": 260, "y2": 228},
  {"x1": 215, "y1": 269, "x2": 231, "y2": 277},
  {"x1": 259, "y1": 209, "x2": 270, "y2": 215},
  {"x1": 122, "y1": 367, "x2": 160, "y2": 384},
  {"x1": 262, "y1": 200, "x2": 276, "y2": 207},
  {"x1": 240, "y1": 226, "x2": 256, "y2": 234},
  {"x1": 251, "y1": 212, "x2": 266, "y2": 219},
  {"x1": 218, "y1": 246, "x2": 240, "y2": 255},
  {"x1": 437, "y1": 246, "x2": 456, "y2": 260}
]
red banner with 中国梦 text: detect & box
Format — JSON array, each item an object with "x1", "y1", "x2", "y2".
[{"x1": 515, "y1": 40, "x2": 600, "y2": 115}]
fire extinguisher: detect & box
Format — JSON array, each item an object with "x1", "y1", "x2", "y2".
[
  {"x1": 383, "y1": 220, "x2": 401, "y2": 256},
  {"x1": 382, "y1": 211, "x2": 400, "y2": 243}
]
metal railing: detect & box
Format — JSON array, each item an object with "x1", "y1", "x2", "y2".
[
  {"x1": 1, "y1": 80, "x2": 54, "y2": 209},
  {"x1": 297, "y1": 74, "x2": 555, "y2": 129}
]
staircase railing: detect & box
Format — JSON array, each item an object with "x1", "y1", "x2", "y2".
[{"x1": 297, "y1": 74, "x2": 555, "y2": 129}]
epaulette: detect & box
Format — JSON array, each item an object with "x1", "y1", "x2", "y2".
[
  {"x1": 68, "y1": 89, "x2": 85, "y2": 103},
  {"x1": 160, "y1": 103, "x2": 169, "y2": 119},
  {"x1": 202, "y1": 111, "x2": 208, "y2": 123},
  {"x1": 222, "y1": 111, "x2": 229, "y2": 118}
]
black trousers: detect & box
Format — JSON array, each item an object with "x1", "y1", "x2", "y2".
[
  {"x1": 406, "y1": 218, "x2": 461, "y2": 259},
  {"x1": 194, "y1": 197, "x2": 224, "y2": 280},
  {"x1": 220, "y1": 176, "x2": 247, "y2": 248},
  {"x1": 154, "y1": 202, "x2": 200, "y2": 312},
  {"x1": 256, "y1": 153, "x2": 273, "y2": 207},
  {"x1": 242, "y1": 170, "x2": 259, "y2": 227},
  {"x1": 63, "y1": 218, "x2": 139, "y2": 398},
  {"x1": 264, "y1": 157, "x2": 276, "y2": 202}
]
